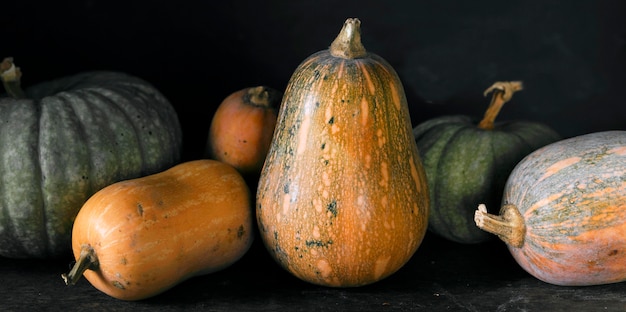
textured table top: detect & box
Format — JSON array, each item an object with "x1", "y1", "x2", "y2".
[{"x1": 3, "y1": 234, "x2": 625, "y2": 312}]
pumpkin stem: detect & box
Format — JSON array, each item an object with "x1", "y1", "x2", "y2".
[
  {"x1": 330, "y1": 18, "x2": 367, "y2": 59},
  {"x1": 245, "y1": 86, "x2": 281, "y2": 109},
  {"x1": 474, "y1": 204, "x2": 525, "y2": 248},
  {"x1": 477, "y1": 81, "x2": 523, "y2": 130},
  {"x1": 61, "y1": 244, "x2": 100, "y2": 286},
  {"x1": 0, "y1": 57, "x2": 27, "y2": 99}
]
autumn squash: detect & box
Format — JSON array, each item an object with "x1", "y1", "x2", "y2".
[
  {"x1": 474, "y1": 131, "x2": 626, "y2": 286},
  {"x1": 0, "y1": 57, "x2": 182, "y2": 259},
  {"x1": 205, "y1": 86, "x2": 282, "y2": 177},
  {"x1": 256, "y1": 18, "x2": 429, "y2": 287},
  {"x1": 412, "y1": 81, "x2": 560, "y2": 244},
  {"x1": 62, "y1": 159, "x2": 253, "y2": 301}
]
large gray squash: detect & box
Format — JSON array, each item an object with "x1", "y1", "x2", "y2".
[{"x1": 0, "y1": 58, "x2": 182, "y2": 258}]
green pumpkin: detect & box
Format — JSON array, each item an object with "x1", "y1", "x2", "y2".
[
  {"x1": 412, "y1": 81, "x2": 560, "y2": 244},
  {"x1": 0, "y1": 57, "x2": 182, "y2": 258}
]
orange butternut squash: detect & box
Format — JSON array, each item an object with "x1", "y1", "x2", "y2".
[
  {"x1": 206, "y1": 86, "x2": 282, "y2": 176},
  {"x1": 475, "y1": 131, "x2": 626, "y2": 286},
  {"x1": 62, "y1": 159, "x2": 253, "y2": 300},
  {"x1": 256, "y1": 18, "x2": 429, "y2": 287}
]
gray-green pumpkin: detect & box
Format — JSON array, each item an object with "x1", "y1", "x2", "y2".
[
  {"x1": 0, "y1": 57, "x2": 182, "y2": 258},
  {"x1": 412, "y1": 81, "x2": 560, "y2": 244}
]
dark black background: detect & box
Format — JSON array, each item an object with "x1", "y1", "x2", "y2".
[
  {"x1": 3, "y1": 0, "x2": 625, "y2": 160},
  {"x1": 2, "y1": 1, "x2": 626, "y2": 310}
]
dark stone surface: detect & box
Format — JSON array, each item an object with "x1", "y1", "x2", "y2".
[{"x1": 3, "y1": 235, "x2": 626, "y2": 311}]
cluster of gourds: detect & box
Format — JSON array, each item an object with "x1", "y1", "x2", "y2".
[{"x1": 1, "y1": 17, "x2": 624, "y2": 301}]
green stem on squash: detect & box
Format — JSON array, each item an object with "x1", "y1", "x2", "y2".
[
  {"x1": 61, "y1": 244, "x2": 99, "y2": 286},
  {"x1": 330, "y1": 18, "x2": 367, "y2": 59},
  {"x1": 0, "y1": 57, "x2": 27, "y2": 99},
  {"x1": 474, "y1": 204, "x2": 525, "y2": 248},
  {"x1": 477, "y1": 81, "x2": 523, "y2": 130}
]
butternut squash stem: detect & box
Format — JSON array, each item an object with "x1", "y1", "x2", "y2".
[
  {"x1": 329, "y1": 18, "x2": 367, "y2": 59},
  {"x1": 0, "y1": 57, "x2": 26, "y2": 99},
  {"x1": 477, "y1": 81, "x2": 523, "y2": 130},
  {"x1": 61, "y1": 244, "x2": 99, "y2": 286},
  {"x1": 474, "y1": 204, "x2": 525, "y2": 248}
]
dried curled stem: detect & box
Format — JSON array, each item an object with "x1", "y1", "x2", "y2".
[
  {"x1": 0, "y1": 57, "x2": 26, "y2": 99},
  {"x1": 245, "y1": 86, "x2": 281, "y2": 109},
  {"x1": 61, "y1": 244, "x2": 99, "y2": 286},
  {"x1": 474, "y1": 203, "x2": 526, "y2": 248},
  {"x1": 478, "y1": 81, "x2": 523, "y2": 130}
]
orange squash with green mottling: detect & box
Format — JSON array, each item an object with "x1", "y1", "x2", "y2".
[
  {"x1": 256, "y1": 18, "x2": 429, "y2": 287},
  {"x1": 475, "y1": 131, "x2": 626, "y2": 286},
  {"x1": 62, "y1": 160, "x2": 253, "y2": 300}
]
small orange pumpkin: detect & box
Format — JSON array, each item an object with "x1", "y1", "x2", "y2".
[
  {"x1": 475, "y1": 131, "x2": 626, "y2": 286},
  {"x1": 206, "y1": 86, "x2": 282, "y2": 176},
  {"x1": 256, "y1": 18, "x2": 429, "y2": 287},
  {"x1": 62, "y1": 160, "x2": 253, "y2": 300}
]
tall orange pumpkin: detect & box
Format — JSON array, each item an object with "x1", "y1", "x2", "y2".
[{"x1": 256, "y1": 18, "x2": 429, "y2": 287}]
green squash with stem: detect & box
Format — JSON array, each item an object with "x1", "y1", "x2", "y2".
[{"x1": 413, "y1": 81, "x2": 560, "y2": 244}]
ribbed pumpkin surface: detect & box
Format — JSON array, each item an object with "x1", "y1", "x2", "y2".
[
  {"x1": 500, "y1": 131, "x2": 626, "y2": 285},
  {"x1": 0, "y1": 71, "x2": 182, "y2": 258},
  {"x1": 256, "y1": 19, "x2": 429, "y2": 287},
  {"x1": 413, "y1": 114, "x2": 560, "y2": 243}
]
